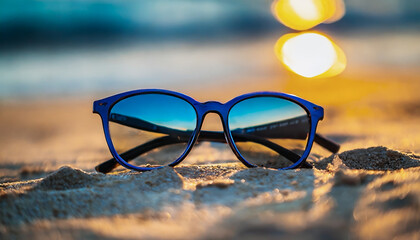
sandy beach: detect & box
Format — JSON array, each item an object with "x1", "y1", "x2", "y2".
[
  {"x1": 2, "y1": 0, "x2": 420, "y2": 237},
  {"x1": 1, "y1": 62, "x2": 420, "y2": 239}
]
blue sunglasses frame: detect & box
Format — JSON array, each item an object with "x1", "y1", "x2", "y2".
[{"x1": 93, "y1": 89, "x2": 339, "y2": 173}]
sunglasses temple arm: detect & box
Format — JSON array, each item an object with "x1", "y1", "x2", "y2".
[
  {"x1": 227, "y1": 133, "x2": 312, "y2": 169},
  {"x1": 314, "y1": 133, "x2": 340, "y2": 153},
  {"x1": 95, "y1": 136, "x2": 183, "y2": 174},
  {"x1": 229, "y1": 115, "x2": 340, "y2": 154}
]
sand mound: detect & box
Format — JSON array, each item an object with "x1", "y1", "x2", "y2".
[
  {"x1": 35, "y1": 166, "x2": 101, "y2": 190},
  {"x1": 0, "y1": 166, "x2": 186, "y2": 226},
  {"x1": 316, "y1": 146, "x2": 420, "y2": 171}
]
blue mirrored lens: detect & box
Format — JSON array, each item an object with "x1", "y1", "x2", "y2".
[
  {"x1": 228, "y1": 96, "x2": 310, "y2": 168},
  {"x1": 109, "y1": 93, "x2": 197, "y2": 168}
]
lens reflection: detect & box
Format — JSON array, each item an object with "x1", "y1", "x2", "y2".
[
  {"x1": 228, "y1": 97, "x2": 310, "y2": 168},
  {"x1": 109, "y1": 93, "x2": 197, "y2": 168}
]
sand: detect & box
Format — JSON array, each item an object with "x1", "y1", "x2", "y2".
[
  {"x1": 1, "y1": 66, "x2": 420, "y2": 239},
  {"x1": 1, "y1": 147, "x2": 419, "y2": 239}
]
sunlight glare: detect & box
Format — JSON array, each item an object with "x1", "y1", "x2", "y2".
[
  {"x1": 289, "y1": 0, "x2": 320, "y2": 21},
  {"x1": 271, "y1": 0, "x2": 345, "y2": 30},
  {"x1": 275, "y1": 32, "x2": 346, "y2": 78}
]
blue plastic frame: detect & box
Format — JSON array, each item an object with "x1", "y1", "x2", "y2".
[{"x1": 93, "y1": 89, "x2": 324, "y2": 171}]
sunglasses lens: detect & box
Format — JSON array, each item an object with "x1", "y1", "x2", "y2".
[
  {"x1": 228, "y1": 96, "x2": 310, "y2": 169},
  {"x1": 109, "y1": 93, "x2": 197, "y2": 168}
]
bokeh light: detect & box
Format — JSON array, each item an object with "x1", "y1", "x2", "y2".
[
  {"x1": 271, "y1": 0, "x2": 345, "y2": 30},
  {"x1": 274, "y1": 32, "x2": 346, "y2": 78},
  {"x1": 324, "y1": 0, "x2": 346, "y2": 23}
]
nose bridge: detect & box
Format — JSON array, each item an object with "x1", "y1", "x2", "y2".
[
  {"x1": 199, "y1": 101, "x2": 228, "y2": 139},
  {"x1": 202, "y1": 101, "x2": 224, "y2": 114}
]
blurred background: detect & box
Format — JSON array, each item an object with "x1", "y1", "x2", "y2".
[
  {"x1": 1, "y1": 0, "x2": 419, "y2": 99},
  {"x1": 1, "y1": 0, "x2": 420, "y2": 178}
]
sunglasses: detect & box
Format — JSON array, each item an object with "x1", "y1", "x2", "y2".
[{"x1": 93, "y1": 89, "x2": 339, "y2": 173}]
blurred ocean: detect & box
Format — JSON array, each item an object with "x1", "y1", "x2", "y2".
[{"x1": 0, "y1": 0, "x2": 419, "y2": 99}]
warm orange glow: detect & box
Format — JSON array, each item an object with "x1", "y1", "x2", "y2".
[
  {"x1": 274, "y1": 32, "x2": 346, "y2": 78},
  {"x1": 271, "y1": 0, "x2": 345, "y2": 30},
  {"x1": 324, "y1": 0, "x2": 346, "y2": 23}
]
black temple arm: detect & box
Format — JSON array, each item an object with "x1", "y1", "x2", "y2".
[
  {"x1": 110, "y1": 113, "x2": 340, "y2": 154},
  {"x1": 96, "y1": 136, "x2": 182, "y2": 174},
  {"x1": 314, "y1": 133, "x2": 340, "y2": 153}
]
